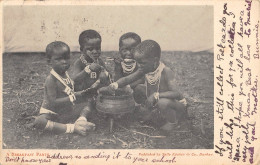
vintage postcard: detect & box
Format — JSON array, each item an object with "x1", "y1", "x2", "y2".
[{"x1": 0, "y1": 0, "x2": 259, "y2": 164}]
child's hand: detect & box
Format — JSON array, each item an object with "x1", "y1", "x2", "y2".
[
  {"x1": 123, "y1": 85, "x2": 133, "y2": 94},
  {"x1": 89, "y1": 63, "x2": 102, "y2": 73},
  {"x1": 74, "y1": 91, "x2": 85, "y2": 98},
  {"x1": 114, "y1": 57, "x2": 123, "y2": 64},
  {"x1": 81, "y1": 88, "x2": 98, "y2": 98},
  {"x1": 99, "y1": 71, "x2": 110, "y2": 85},
  {"x1": 179, "y1": 98, "x2": 187, "y2": 106},
  {"x1": 98, "y1": 86, "x2": 115, "y2": 95},
  {"x1": 145, "y1": 94, "x2": 157, "y2": 109}
]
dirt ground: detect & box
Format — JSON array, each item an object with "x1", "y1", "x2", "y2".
[{"x1": 2, "y1": 51, "x2": 214, "y2": 149}]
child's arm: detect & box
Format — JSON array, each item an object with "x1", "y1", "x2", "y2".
[
  {"x1": 72, "y1": 59, "x2": 88, "y2": 91},
  {"x1": 113, "y1": 58, "x2": 124, "y2": 81},
  {"x1": 145, "y1": 67, "x2": 183, "y2": 108},
  {"x1": 98, "y1": 58, "x2": 109, "y2": 72},
  {"x1": 72, "y1": 59, "x2": 102, "y2": 91},
  {"x1": 114, "y1": 58, "x2": 143, "y2": 89},
  {"x1": 72, "y1": 59, "x2": 83, "y2": 78},
  {"x1": 99, "y1": 68, "x2": 144, "y2": 94},
  {"x1": 129, "y1": 77, "x2": 145, "y2": 89},
  {"x1": 45, "y1": 76, "x2": 83, "y2": 108},
  {"x1": 98, "y1": 58, "x2": 115, "y2": 86},
  {"x1": 114, "y1": 68, "x2": 144, "y2": 88},
  {"x1": 159, "y1": 67, "x2": 183, "y2": 100}
]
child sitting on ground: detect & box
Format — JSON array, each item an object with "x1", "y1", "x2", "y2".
[
  {"x1": 72, "y1": 30, "x2": 110, "y2": 117},
  {"x1": 99, "y1": 40, "x2": 187, "y2": 132},
  {"x1": 33, "y1": 41, "x2": 95, "y2": 136},
  {"x1": 114, "y1": 32, "x2": 144, "y2": 89}
]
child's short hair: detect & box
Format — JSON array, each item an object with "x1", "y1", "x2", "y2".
[
  {"x1": 79, "y1": 30, "x2": 102, "y2": 51},
  {"x1": 134, "y1": 40, "x2": 161, "y2": 59},
  {"x1": 46, "y1": 41, "x2": 70, "y2": 60},
  {"x1": 119, "y1": 32, "x2": 141, "y2": 47}
]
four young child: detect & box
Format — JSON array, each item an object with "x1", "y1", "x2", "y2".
[{"x1": 33, "y1": 30, "x2": 187, "y2": 135}]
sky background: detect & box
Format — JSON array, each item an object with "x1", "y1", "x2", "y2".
[{"x1": 4, "y1": 5, "x2": 213, "y2": 52}]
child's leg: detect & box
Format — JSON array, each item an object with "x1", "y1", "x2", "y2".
[
  {"x1": 74, "y1": 98, "x2": 96, "y2": 131},
  {"x1": 157, "y1": 98, "x2": 187, "y2": 131},
  {"x1": 133, "y1": 84, "x2": 146, "y2": 104},
  {"x1": 33, "y1": 114, "x2": 67, "y2": 134},
  {"x1": 157, "y1": 98, "x2": 187, "y2": 123},
  {"x1": 133, "y1": 84, "x2": 157, "y2": 122},
  {"x1": 80, "y1": 98, "x2": 95, "y2": 118},
  {"x1": 34, "y1": 113, "x2": 92, "y2": 136}
]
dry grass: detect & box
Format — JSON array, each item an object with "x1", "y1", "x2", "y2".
[{"x1": 2, "y1": 51, "x2": 214, "y2": 149}]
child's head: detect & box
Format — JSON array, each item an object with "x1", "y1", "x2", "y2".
[
  {"x1": 46, "y1": 41, "x2": 71, "y2": 73},
  {"x1": 133, "y1": 40, "x2": 161, "y2": 73},
  {"x1": 119, "y1": 32, "x2": 141, "y2": 60},
  {"x1": 79, "y1": 29, "x2": 102, "y2": 61}
]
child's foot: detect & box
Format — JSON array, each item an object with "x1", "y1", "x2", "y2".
[
  {"x1": 74, "y1": 121, "x2": 87, "y2": 136},
  {"x1": 74, "y1": 119, "x2": 96, "y2": 136},
  {"x1": 85, "y1": 121, "x2": 96, "y2": 131},
  {"x1": 140, "y1": 113, "x2": 153, "y2": 124},
  {"x1": 139, "y1": 112, "x2": 153, "y2": 124},
  {"x1": 160, "y1": 120, "x2": 191, "y2": 134},
  {"x1": 138, "y1": 106, "x2": 157, "y2": 123}
]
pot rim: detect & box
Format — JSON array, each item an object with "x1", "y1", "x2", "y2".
[{"x1": 97, "y1": 93, "x2": 133, "y2": 100}]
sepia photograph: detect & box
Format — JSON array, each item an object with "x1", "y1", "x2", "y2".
[{"x1": 2, "y1": 5, "x2": 214, "y2": 149}]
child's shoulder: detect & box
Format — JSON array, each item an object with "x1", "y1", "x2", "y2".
[
  {"x1": 45, "y1": 74, "x2": 57, "y2": 85},
  {"x1": 73, "y1": 57, "x2": 86, "y2": 71},
  {"x1": 162, "y1": 64, "x2": 174, "y2": 77},
  {"x1": 98, "y1": 57, "x2": 106, "y2": 66},
  {"x1": 98, "y1": 57, "x2": 105, "y2": 62},
  {"x1": 74, "y1": 58, "x2": 83, "y2": 66},
  {"x1": 162, "y1": 63, "x2": 172, "y2": 72}
]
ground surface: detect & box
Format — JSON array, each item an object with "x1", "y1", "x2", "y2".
[{"x1": 2, "y1": 51, "x2": 214, "y2": 149}]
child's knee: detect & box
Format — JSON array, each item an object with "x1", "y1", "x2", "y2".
[
  {"x1": 157, "y1": 98, "x2": 187, "y2": 121},
  {"x1": 133, "y1": 84, "x2": 145, "y2": 93},
  {"x1": 158, "y1": 98, "x2": 185, "y2": 112},
  {"x1": 33, "y1": 115, "x2": 49, "y2": 130},
  {"x1": 82, "y1": 105, "x2": 92, "y2": 113},
  {"x1": 157, "y1": 98, "x2": 172, "y2": 111}
]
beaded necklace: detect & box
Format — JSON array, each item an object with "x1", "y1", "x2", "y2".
[
  {"x1": 121, "y1": 59, "x2": 136, "y2": 74},
  {"x1": 50, "y1": 69, "x2": 74, "y2": 95},
  {"x1": 61, "y1": 77, "x2": 72, "y2": 85},
  {"x1": 80, "y1": 55, "x2": 89, "y2": 66},
  {"x1": 80, "y1": 55, "x2": 100, "y2": 79},
  {"x1": 145, "y1": 62, "x2": 165, "y2": 85},
  {"x1": 145, "y1": 62, "x2": 165, "y2": 97}
]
